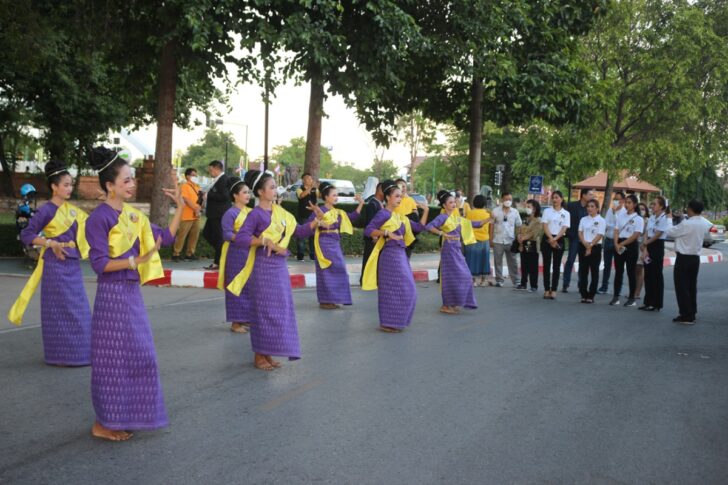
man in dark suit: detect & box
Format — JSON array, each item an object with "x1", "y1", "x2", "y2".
[
  {"x1": 202, "y1": 160, "x2": 231, "y2": 270},
  {"x1": 562, "y1": 188, "x2": 594, "y2": 292}
]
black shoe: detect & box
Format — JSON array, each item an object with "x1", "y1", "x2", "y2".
[
  {"x1": 185, "y1": 254, "x2": 199, "y2": 261},
  {"x1": 297, "y1": 257, "x2": 304, "y2": 261},
  {"x1": 515, "y1": 285, "x2": 527, "y2": 291},
  {"x1": 639, "y1": 305, "x2": 656, "y2": 311},
  {"x1": 580, "y1": 298, "x2": 587, "y2": 303},
  {"x1": 562, "y1": 287, "x2": 569, "y2": 293},
  {"x1": 171, "y1": 255, "x2": 180, "y2": 262},
  {"x1": 677, "y1": 316, "x2": 696, "y2": 325},
  {"x1": 624, "y1": 299, "x2": 636, "y2": 307},
  {"x1": 609, "y1": 297, "x2": 620, "y2": 306},
  {"x1": 597, "y1": 287, "x2": 608, "y2": 294}
]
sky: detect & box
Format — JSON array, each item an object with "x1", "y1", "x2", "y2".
[{"x1": 123, "y1": 79, "x2": 415, "y2": 173}]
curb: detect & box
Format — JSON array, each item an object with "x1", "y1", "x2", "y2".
[{"x1": 145, "y1": 252, "x2": 723, "y2": 290}]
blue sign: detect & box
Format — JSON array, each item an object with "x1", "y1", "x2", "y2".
[{"x1": 529, "y1": 175, "x2": 544, "y2": 194}]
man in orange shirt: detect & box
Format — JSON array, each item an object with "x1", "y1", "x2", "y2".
[{"x1": 173, "y1": 168, "x2": 202, "y2": 261}]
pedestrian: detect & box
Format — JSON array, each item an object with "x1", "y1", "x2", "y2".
[
  {"x1": 9, "y1": 159, "x2": 92, "y2": 367},
  {"x1": 464, "y1": 194, "x2": 493, "y2": 287},
  {"x1": 633, "y1": 202, "x2": 650, "y2": 301},
  {"x1": 362, "y1": 180, "x2": 429, "y2": 333},
  {"x1": 202, "y1": 160, "x2": 231, "y2": 270},
  {"x1": 218, "y1": 180, "x2": 253, "y2": 334},
  {"x1": 226, "y1": 170, "x2": 319, "y2": 370},
  {"x1": 578, "y1": 199, "x2": 606, "y2": 303},
  {"x1": 610, "y1": 194, "x2": 643, "y2": 307},
  {"x1": 85, "y1": 146, "x2": 184, "y2": 441},
  {"x1": 393, "y1": 178, "x2": 420, "y2": 258},
  {"x1": 541, "y1": 190, "x2": 570, "y2": 300},
  {"x1": 563, "y1": 188, "x2": 594, "y2": 292},
  {"x1": 301, "y1": 181, "x2": 365, "y2": 309},
  {"x1": 598, "y1": 191, "x2": 626, "y2": 294},
  {"x1": 295, "y1": 173, "x2": 318, "y2": 261},
  {"x1": 360, "y1": 182, "x2": 384, "y2": 285},
  {"x1": 640, "y1": 196, "x2": 672, "y2": 312},
  {"x1": 665, "y1": 199, "x2": 712, "y2": 324},
  {"x1": 516, "y1": 199, "x2": 542, "y2": 292},
  {"x1": 490, "y1": 192, "x2": 522, "y2": 288},
  {"x1": 425, "y1": 190, "x2": 487, "y2": 314},
  {"x1": 172, "y1": 168, "x2": 201, "y2": 262}
]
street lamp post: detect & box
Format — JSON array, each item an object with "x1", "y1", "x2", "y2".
[{"x1": 214, "y1": 118, "x2": 248, "y2": 173}]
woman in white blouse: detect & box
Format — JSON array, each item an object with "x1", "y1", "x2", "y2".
[
  {"x1": 540, "y1": 191, "x2": 570, "y2": 300},
  {"x1": 640, "y1": 196, "x2": 671, "y2": 311},
  {"x1": 577, "y1": 199, "x2": 606, "y2": 303},
  {"x1": 610, "y1": 194, "x2": 644, "y2": 307}
]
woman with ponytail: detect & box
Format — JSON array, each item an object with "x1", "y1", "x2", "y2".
[
  {"x1": 9, "y1": 160, "x2": 92, "y2": 366},
  {"x1": 85, "y1": 147, "x2": 183, "y2": 441}
]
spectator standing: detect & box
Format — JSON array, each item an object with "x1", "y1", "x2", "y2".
[
  {"x1": 633, "y1": 202, "x2": 650, "y2": 300},
  {"x1": 577, "y1": 199, "x2": 606, "y2": 303},
  {"x1": 202, "y1": 160, "x2": 231, "y2": 270},
  {"x1": 172, "y1": 168, "x2": 201, "y2": 262},
  {"x1": 610, "y1": 194, "x2": 643, "y2": 307},
  {"x1": 599, "y1": 191, "x2": 626, "y2": 294},
  {"x1": 541, "y1": 191, "x2": 570, "y2": 300},
  {"x1": 516, "y1": 199, "x2": 542, "y2": 292},
  {"x1": 464, "y1": 195, "x2": 493, "y2": 287},
  {"x1": 295, "y1": 173, "x2": 318, "y2": 261},
  {"x1": 665, "y1": 199, "x2": 712, "y2": 324},
  {"x1": 562, "y1": 188, "x2": 593, "y2": 292},
  {"x1": 640, "y1": 196, "x2": 672, "y2": 312},
  {"x1": 490, "y1": 193, "x2": 522, "y2": 288}
]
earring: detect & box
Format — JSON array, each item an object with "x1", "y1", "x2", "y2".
[{"x1": 110, "y1": 190, "x2": 115, "y2": 199}]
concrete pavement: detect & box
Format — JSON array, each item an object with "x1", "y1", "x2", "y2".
[{"x1": 1, "y1": 262, "x2": 727, "y2": 483}]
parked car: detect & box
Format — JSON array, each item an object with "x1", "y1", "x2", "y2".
[
  {"x1": 280, "y1": 178, "x2": 357, "y2": 203},
  {"x1": 409, "y1": 193, "x2": 428, "y2": 206}
]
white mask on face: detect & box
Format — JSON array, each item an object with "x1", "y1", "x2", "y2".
[
  {"x1": 612, "y1": 199, "x2": 620, "y2": 208},
  {"x1": 190, "y1": 176, "x2": 199, "y2": 184},
  {"x1": 525, "y1": 207, "x2": 533, "y2": 215},
  {"x1": 503, "y1": 200, "x2": 512, "y2": 208}
]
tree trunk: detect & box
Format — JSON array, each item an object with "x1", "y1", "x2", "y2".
[
  {"x1": 467, "y1": 77, "x2": 484, "y2": 201},
  {"x1": 601, "y1": 173, "x2": 613, "y2": 217},
  {"x1": 0, "y1": 133, "x2": 15, "y2": 197},
  {"x1": 150, "y1": 39, "x2": 178, "y2": 226},
  {"x1": 304, "y1": 73, "x2": 325, "y2": 180}
]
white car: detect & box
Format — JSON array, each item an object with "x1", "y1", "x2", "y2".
[{"x1": 280, "y1": 178, "x2": 358, "y2": 203}]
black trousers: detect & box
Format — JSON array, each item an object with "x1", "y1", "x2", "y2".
[
  {"x1": 578, "y1": 244, "x2": 602, "y2": 299},
  {"x1": 613, "y1": 239, "x2": 638, "y2": 298},
  {"x1": 202, "y1": 217, "x2": 224, "y2": 265},
  {"x1": 519, "y1": 248, "x2": 539, "y2": 289},
  {"x1": 360, "y1": 237, "x2": 375, "y2": 285},
  {"x1": 541, "y1": 237, "x2": 564, "y2": 292},
  {"x1": 644, "y1": 239, "x2": 665, "y2": 309},
  {"x1": 674, "y1": 253, "x2": 700, "y2": 319}
]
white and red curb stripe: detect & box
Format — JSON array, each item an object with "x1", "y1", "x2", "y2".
[{"x1": 145, "y1": 252, "x2": 722, "y2": 289}]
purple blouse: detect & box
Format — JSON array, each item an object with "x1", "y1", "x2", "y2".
[
  {"x1": 236, "y1": 206, "x2": 311, "y2": 256},
  {"x1": 426, "y1": 213, "x2": 486, "y2": 235},
  {"x1": 364, "y1": 209, "x2": 426, "y2": 249},
  {"x1": 298, "y1": 206, "x2": 361, "y2": 239},
  {"x1": 222, "y1": 206, "x2": 251, "y2": 247},
  {"x1": 86, "y1": 203, "x2": 174, "y2": 282},
  {"x1": 20, "y1": 201, "x2": 81, "y2": 260}
]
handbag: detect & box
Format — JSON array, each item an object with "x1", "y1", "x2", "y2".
[{"x1": 510, "y1": 240, "x2": 520, "y2": 253}]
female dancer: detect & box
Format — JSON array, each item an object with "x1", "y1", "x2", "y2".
[
  {"x1": 85, "y1": 146, "x2": 183, "y2": 441},
  {"x1": 541, "y1": 191, "x2": 570, "y2": 300},
  {"x1": 9, "y1": 160, "x2": 92, "y2": 366},
  {"x1": 425, "y1": 190, "x2": 486, "y2": 314},
  {"x1": 302, "y1": 181, "x2": 364, "y2": 309},
  {"x1": 516, "y1": 199, "x2": 542, "y2": 292},
  {"x1": 640, "y1": 196, "x2": 671, "y2": 311},
  {"x1": 577, "y1": 199, "x2": 606, "y2": 303},
  {"x1": 226, "y1": 170, "x2": 320, "y2": 371},
  {"x1": 218, "y1": 180, "x2": 253, "y2": 333},
  {"x1": 610, "y1": 194, "x2": 643, "y2": 307},
  {"x1": 362, "y1": 180, "x2": 429, "y2": 332}
]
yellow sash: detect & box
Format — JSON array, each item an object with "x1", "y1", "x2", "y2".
[
  {"x1": 8, "y1": 202, "x2": 89, "y2": 325},
  {"x1": 217, "y1": 207, "x2": 251, "y2": 290},
  {"x1": 227, "y1": 205, "x2": 298, "y2": 296},
  {"x1": 361, "y1": 212, "x2": 414, "y2": 291},
  {"x1": 108, "y1": 204, "x2": 164, "y2": 284},
  {"x1": 314, "y1": 208, "x2": 353, "y2": 270},
  {"x1": 440, "y1": 212, "x2": 477, "y2": 246}
]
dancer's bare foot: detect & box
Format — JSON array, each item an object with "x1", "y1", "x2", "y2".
[
  {"x1": 230, "y1": 323, "x2": 248, "y2": 333},
  {"x1": 319, "y1": 303, "x2": 338, "y2": 309},
  {"x1": 265, "y1": 355, "x2": 282, "y2": 368},
  {"x1": 91, "y1": 422, "x2": 133, "y2": 441},
  {"x1": 254, "y1": 354, "x2": 274, "y2": 371},
  {"x1": 379, "y1": 325, "x2": 401, "y2": 333},
  {"x1": 440, "y1": 306, "x2": 457, "y2": 314}
]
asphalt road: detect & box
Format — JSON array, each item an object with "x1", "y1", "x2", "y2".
[{"x1": 1, "y1": 262, "x2": 727, "y2": 484}]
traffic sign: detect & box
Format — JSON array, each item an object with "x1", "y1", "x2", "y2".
[{"x1": 529, "y1": 175, "x2": 544, "y2": 194}]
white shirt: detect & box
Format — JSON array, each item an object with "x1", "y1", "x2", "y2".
[
  {"x1": 646, "y1": 213, "x2": 672, "y2": 240},
  {"x1": 578, "y1": 215, "x2": 606, "y2": 244},
  {"x1": 615, "y1": 211, "x2": 644, "y2": 239},
  {"x1": 542, "y1": 207, "x2": 571, "y2": 236},
  {"x1": 491, "y1": 206, "x2": 522, "y2": 244},
  {"x1": 666, "y1": 216, "x2": 712, "y2": 255},
  {"x1": 605, "y1": 206, "x2": 627, "y2": 239}
]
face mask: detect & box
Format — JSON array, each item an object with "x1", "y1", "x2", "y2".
[
  {"x1": 503, "y1": 200, "x2": 512, "y2": 208},
  {"x1": 190, "y1": 176, "x2": 199, "y2": 184},
  {"x1": 612, "y1": 200, "x2": 620, "y2": 207},
  {"x1": 525, "y1": 207, "x2": 533, "y2": 215}
]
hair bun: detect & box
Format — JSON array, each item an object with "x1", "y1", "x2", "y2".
[
  {"x1": 380, "y1": 179, "x2": 397, "y2": 195},
  {"x1": 437, "y1": 190, "x2": 452, "y2": 206},
  {"x1": 44, "y1": 159, "x2": 68, "y2": 178},
  {"x1": 243, "y1": 170, "x2": 261, "y2": 191},
  {"x1": 88, "y1": 146, "x2": 118, "y2": 172}
]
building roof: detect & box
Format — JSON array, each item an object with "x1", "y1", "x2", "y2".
[{"x1": 573, "y1": 171, "x2": 661, "y2": 193}]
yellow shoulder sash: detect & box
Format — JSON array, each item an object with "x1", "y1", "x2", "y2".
[
  {"x1": 217, "y1": 207, "x2": 251, "y2": 290},
  {"x1": 108, "y1": 204, "x2": 164, "y2": 284},
  {"x1": 361, "y1": 212, "x2": 414, "y2": 290},
  {"x1": 440, "y1": 212, "x2": 476, "y2": 246},
  {"x1": 314, "y1": 208, "x2": 353, "y2": 270}
]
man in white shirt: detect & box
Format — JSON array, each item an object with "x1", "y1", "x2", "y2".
[
  {"x1": 490, "y1": 193, "x2": 522, "y2": 287},
  {"x1": 598, "y1": 191, "x2": 626, "y2": 294},
  {"x1": 666, "y1": 199, "x2": 712, "y2": 324}
]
